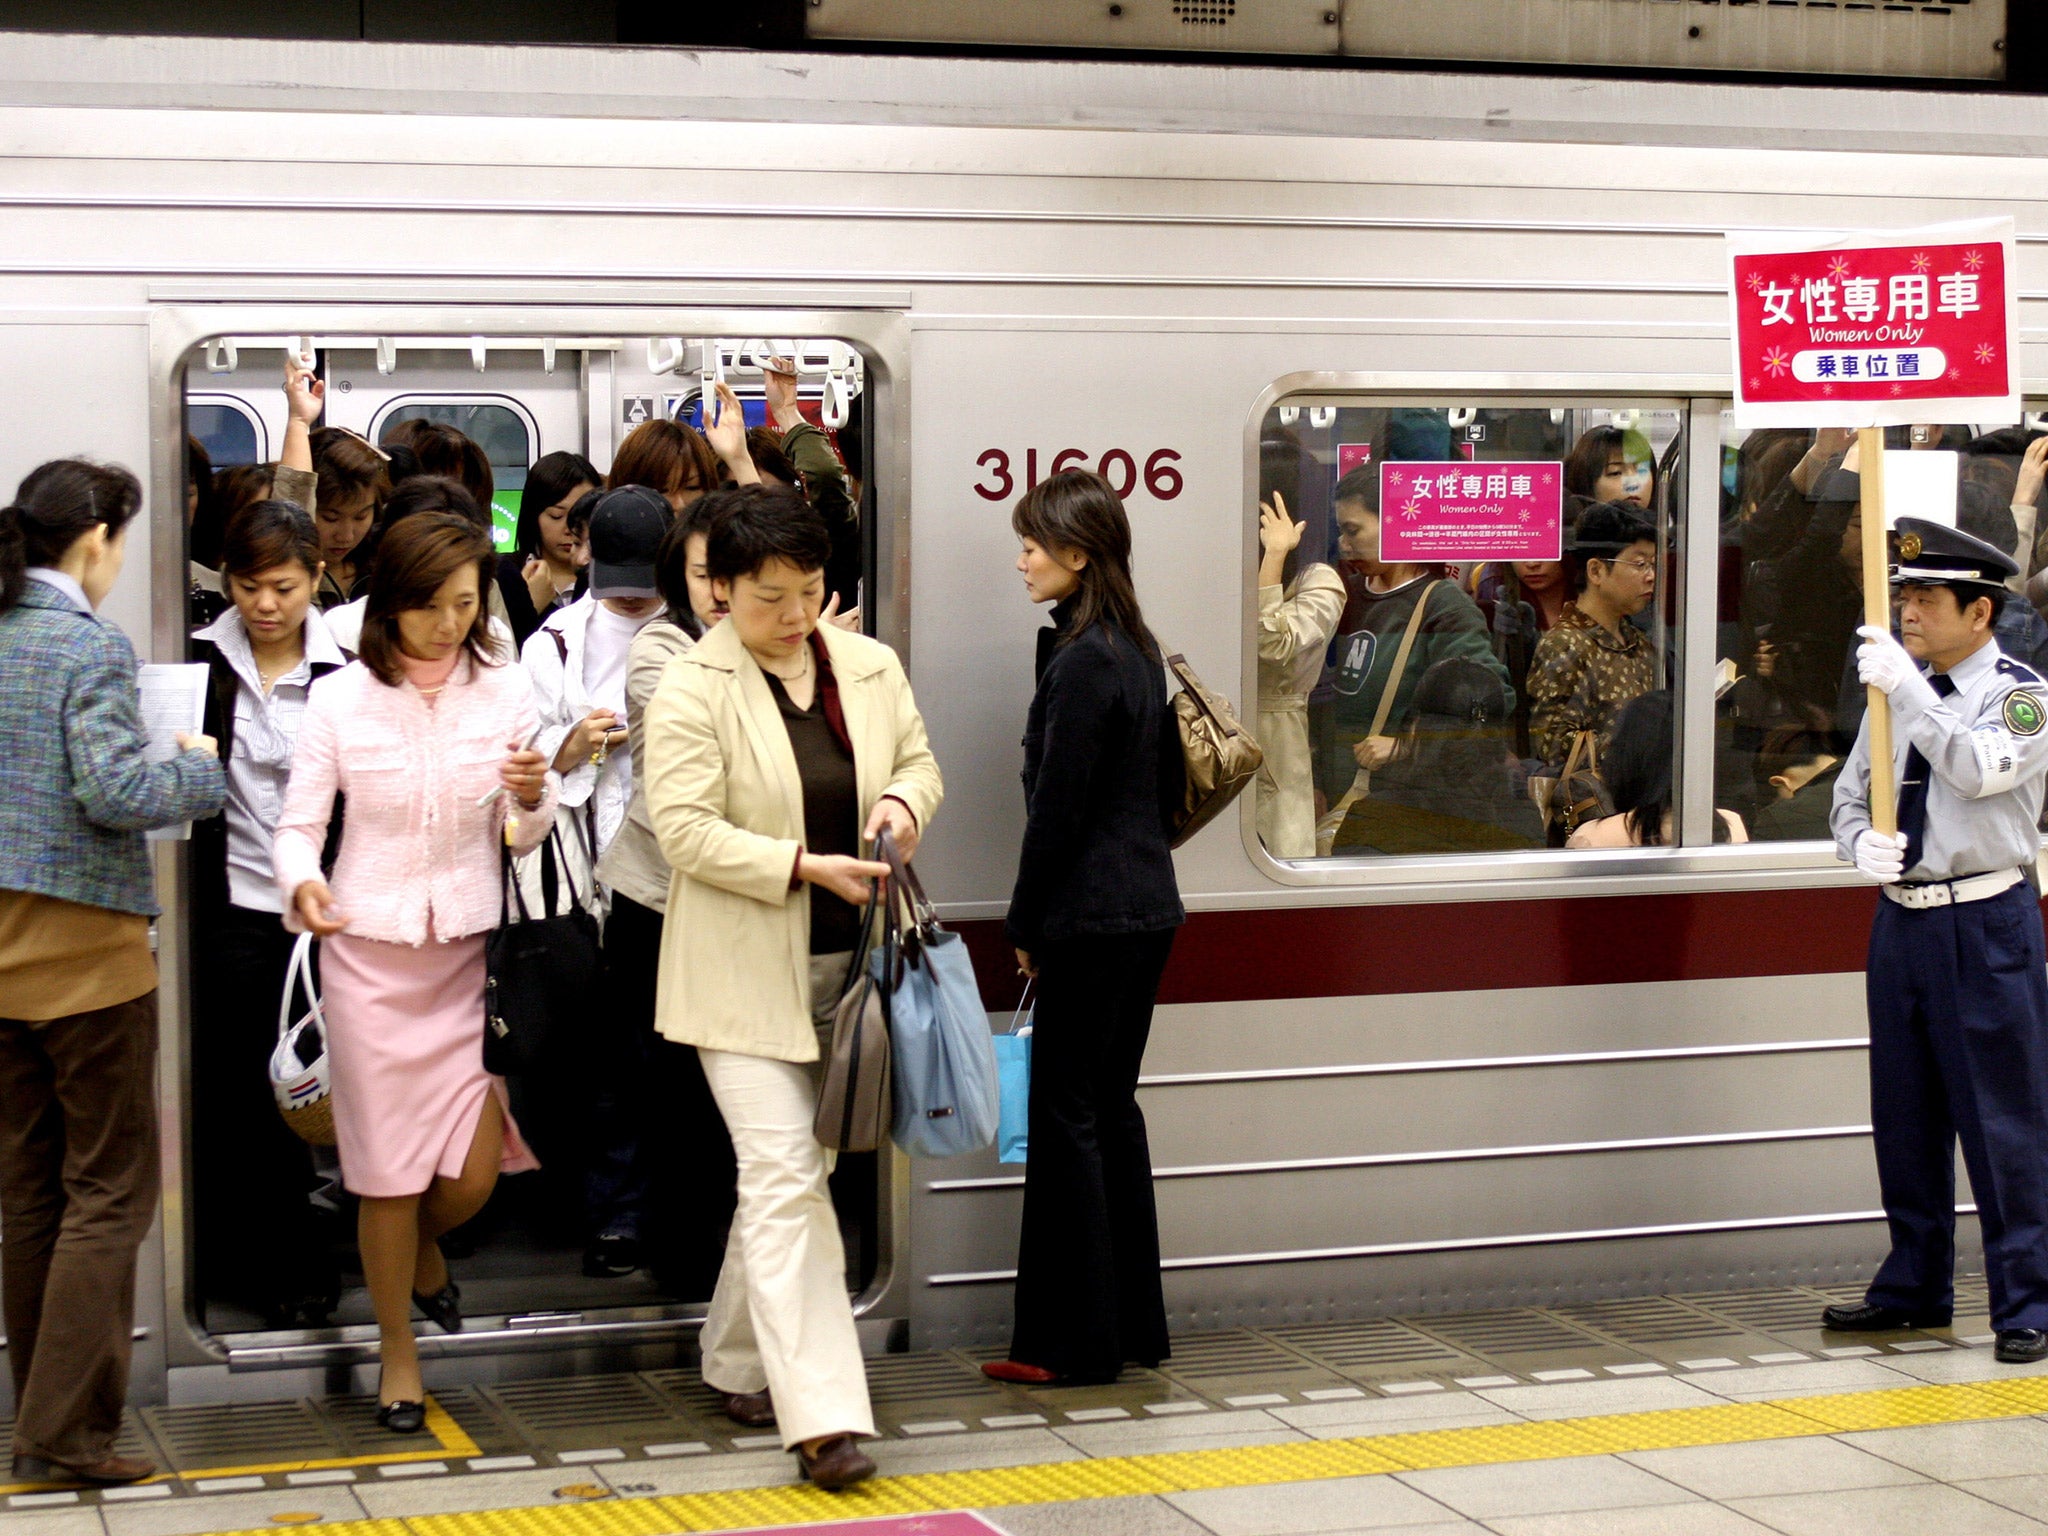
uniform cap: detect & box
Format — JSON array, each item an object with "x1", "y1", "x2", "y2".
[
  {"x1": 585, "y1": 485, "x2": 670, "y2": 598},
  {"x1": 1889, "y1": 515, "x2": 2018, "y2": 591}
]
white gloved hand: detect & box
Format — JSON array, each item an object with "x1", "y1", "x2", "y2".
[
  {"x1": 1856, "y1": 625, "x2": 1918, "y2": 695},
  {"x1": 1853, "y1": 828, "x2": 1908, "y2": 883}
]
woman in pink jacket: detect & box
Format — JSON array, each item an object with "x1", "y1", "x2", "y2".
[{"x1": 273, "y1": 513, "x2": 556, "y2": 1433}]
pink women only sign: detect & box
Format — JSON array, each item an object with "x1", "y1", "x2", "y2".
[{"x1": 1378, "y1": 461, "x2": 1564, "y2": 563}]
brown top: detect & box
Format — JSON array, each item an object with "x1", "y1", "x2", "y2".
[
  {"x1": 1526, "y1": 604, "x2": 1658, "y2": 766},
  {"x1": 0, "y1": 888, "x2": 155, "y2": 1022}
]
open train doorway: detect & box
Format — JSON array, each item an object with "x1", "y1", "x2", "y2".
[{"x1": 154, "y1": 304, "x2": 908, "y2": 1389}]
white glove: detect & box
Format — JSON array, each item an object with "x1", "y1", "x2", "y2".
[
  {"x1": 1855, "y1": 625, "x2": 1919, "y2": 696},
  {"x1": 1853, "y1": 828, "x2": 1907, "y2": 883}
]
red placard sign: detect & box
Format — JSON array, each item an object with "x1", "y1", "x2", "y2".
[
  {"x1": 1726, "y1": 217, "x2": 2018, "y2": 429},
  {"x1": 1379, "y1": 461, "x2": 1563, "y2": 563}
]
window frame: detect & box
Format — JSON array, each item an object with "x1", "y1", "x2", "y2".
[
  {"x1": 185, "y1": 391, "x2": 268, "y2": 466},
  {"x1": 366, "y1": 391, "x2": 541, "y2": 481},
  {"x1": 1240, "y1": 373, "x2": 1870, "y2": 902}
]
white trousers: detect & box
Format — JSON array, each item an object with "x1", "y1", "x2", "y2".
[{"x1": 697, "y1": 954, "x2": 872, "y2": 1448}]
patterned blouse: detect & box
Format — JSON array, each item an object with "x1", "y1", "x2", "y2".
[{"x1": 1527, "y1": 604, "x2": 1657, "y2": 766}]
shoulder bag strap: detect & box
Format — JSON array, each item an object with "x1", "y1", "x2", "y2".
[{"x1": 1366, "y1": 579, "x2": 1442, "y2": 741}]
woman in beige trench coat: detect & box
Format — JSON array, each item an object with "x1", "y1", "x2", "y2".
[
  {"x1": 643, "y1": 485, "x2": 942, "y2": 1490},
  {"x1": 1254, "y1": 494, "x2": 1345, "y2": 858}
]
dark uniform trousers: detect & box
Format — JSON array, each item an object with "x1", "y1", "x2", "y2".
[
  {"x1": 1866, "y1": 883, "x2": 2048, "y2": 1331},
  {"x1": 0, "y1": 992, "x2": 160, "y2": 1464},
  {"x1": 1010, "y1": 930, "x2": 1175, "y2": 1382}
]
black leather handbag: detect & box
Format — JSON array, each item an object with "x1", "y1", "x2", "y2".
[{"x1": 483, "y1": 827, "x2": 601, "y2": 1076}]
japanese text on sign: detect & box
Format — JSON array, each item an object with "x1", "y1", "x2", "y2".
[
  {"x1": 1726, "y1": 217, "x2": 2017, "y2": 429},
  {"x1": 1378, "y1": 461, "x2": 1563, "y2": 563}
]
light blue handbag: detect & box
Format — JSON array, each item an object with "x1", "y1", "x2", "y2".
[
  {"x1": 993, "y1": 982, "x2": 1033, "y2": 1165},
  {"x1": 873, "y1": 832, "x2": 1000, "y2": 1159}
]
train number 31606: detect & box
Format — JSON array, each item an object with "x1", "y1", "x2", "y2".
[{"x1": 973, "y1": 448, "x2": 1184, "y2": 502}]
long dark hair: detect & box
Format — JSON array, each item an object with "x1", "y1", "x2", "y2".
[
  {"x1": 653, "y1": 494, "x2": 721, "y2": 637},
  {"x1": 357, "y1": 513, "x2": 501, "y2": 686},
  {"x1": 1607, "y1": 690, "x2": 1676, "y2": 846},
  {"x1": 513, "y1": 450, "x2": 599, "y2": 560},
  {"x1": 1010, "y1": 470, "x2": 1159, "y2": 659},
  {"x1": 0, "y1": 459, "x2": 143, "y2": 614}
]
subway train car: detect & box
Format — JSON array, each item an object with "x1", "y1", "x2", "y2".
[{"x1": 0, "y1": 30, "x2": 2043, "y2": 1411}]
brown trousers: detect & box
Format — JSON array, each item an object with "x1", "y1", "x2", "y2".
[{"x1": 0, "y1": 992, "x2": 160, "y2": 1464}]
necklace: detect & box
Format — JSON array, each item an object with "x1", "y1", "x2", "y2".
[{"x1": 762, "y1": 645, "x2": 813, "y2": 683}]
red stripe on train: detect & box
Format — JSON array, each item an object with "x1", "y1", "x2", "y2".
[{"x1": 957, "y1": 886, "x2": 1899, "y2": 1009}]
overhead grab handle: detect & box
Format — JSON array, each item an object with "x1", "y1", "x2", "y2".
[
  {"x1": 295, "y1": 335, "x2": 317, "y2": 369},
  {"x1": 373, "y1": 337, "x2": 397, "y2": 376},
  {"x1": 1446, "y1": 407, "x2": 1477, "y2": 429},
  {"x1": 470, "y1": 337, "x2": 488, "y2": 374},
  {"x1": 204, "y1": 338, "x2": 237, "y2": 374},
  {"x1": 1308, "y1": 406, "x2": 1336, "y2": 429},
  {"x1": 1276, "y1": 406, "x2": 1300, "y2": 427},
  {"x1": 646, "y1": 336, "x2": 686, "y2": 376},
  {"x1": 542, "y1": 340, "x2": 558, "y2": 375},
  {"x1": 822, "y1": 370, "x2": 852, "y2": 430}
]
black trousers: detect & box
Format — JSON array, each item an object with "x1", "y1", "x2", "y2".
[
  {"x1": 603, "y1": 894, "x2": 738, "y2": 1294},
  {"x1": 192, "y1": 904, "x2": 337, "y2": 1317},
  {"x1": 1009, "y1": 928, "x2": 1176, "y2": 1381},
  {"x1": 1864, "y1": 883, "x2": 2048, "y2": 1331}
]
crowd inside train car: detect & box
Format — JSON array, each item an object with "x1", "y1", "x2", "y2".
[{"x1": 0, "y1": 351, "x2": 1186, "y2": 1495}]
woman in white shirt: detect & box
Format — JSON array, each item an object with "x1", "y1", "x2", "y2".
[
  {"x1": 189, "y1": 498, "x2": 350, "y2": 1329},
  {"x1": 519, "y1": 486, "x2": 669, "y2": 1277}
]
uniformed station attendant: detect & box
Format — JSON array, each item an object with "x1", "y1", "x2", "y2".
[{"x1": 1828, "y1": 516, "x2": 2048, "y2": 1365}]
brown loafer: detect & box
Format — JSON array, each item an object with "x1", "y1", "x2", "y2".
[
  {"x1": 796, "y1": 1433, "x2": 875, "y2": 1491},
  {"x1": 12, "y1": 1451, "x2": 156, "y2": 1487},
  {"x1": 721, "y1": 1389, "x2": 776, "y2": 1428}
]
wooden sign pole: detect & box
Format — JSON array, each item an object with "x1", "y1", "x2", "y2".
[{"x1": 1859, "y1": 425, "x2": 1896, "y2": 837}]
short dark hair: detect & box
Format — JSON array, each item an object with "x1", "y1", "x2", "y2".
[
  {"x1": 1908, "y1": 578, "x2": 2008, "y2": 625},
  {"x1": 746, "y1": 427, "x2": 799, "y2": 487},
  {"x1": 653, "y1": 493, "x2": 721, "y2": 634},
  {"x1": 1566, "y1": 501, "x2": 1656, "y2": 594},
  {"x1": 219, "y1": 498, "x2": 321, "y2": 580},
  {"x1": 308, "y1": 427, "x2": 392, "y2": 533},
  {"x1": 514, "y1": 450, "x2": 600, "y2": 559},
  {"x1": 381, "y1": 419, "x2": 494, "y2": 512},
  {"x1": 357, "y1": 512, "x2": 501, "y2": 686},
  {"x1": 1332, "y1": 465, "x2": 1378, "y2": 514},
  {"x1": 702, "y1": 484, "x2": 831, "y2": 585},
  {"x1": 351, "y1": 476, "x2": 485, "y2": 597},
  {"x1": 610, "y1": 418, "x2": 719, "y2": 504}
]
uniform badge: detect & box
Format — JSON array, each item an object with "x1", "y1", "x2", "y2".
[
  {"x1": 2004, "y1": 690, "x2": 2046, "y2": 737},
  {"x1": 1899, "y1": 532, "x2": 1923, "y2": 559}
]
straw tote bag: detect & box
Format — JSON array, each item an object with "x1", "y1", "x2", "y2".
[{"x1": 269, "y1": 932, "x2": 337, "y2": 1147}]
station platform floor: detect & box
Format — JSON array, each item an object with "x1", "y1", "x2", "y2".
[{"x1": 9, "y1": 1282, "x2": 2048, "y2": 1536}]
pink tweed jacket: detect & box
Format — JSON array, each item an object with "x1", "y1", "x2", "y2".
[{"x1": 274, "y1": 655, "x2": 558, "y2": 945}]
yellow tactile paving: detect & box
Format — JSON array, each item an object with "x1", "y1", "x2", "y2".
[
  {"x1": 67, "y1": 1369, "x2": 2048, "y2": 1536},
  {"x1": 166, "y1": 1395, "x2": 484, "y2": 1483}
]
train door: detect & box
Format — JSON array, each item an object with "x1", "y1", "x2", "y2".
[{"x1": 158, "y1": 306, "x2": 906, "y2": 1395}]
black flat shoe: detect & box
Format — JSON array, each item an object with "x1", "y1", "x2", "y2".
[
  {"x1": 1821, "y1": 1300, "x2": 1952, "y2": 1332},
  {"x1": 376, "y1": 1400, "x2": 426, "y2": 1435},
  {"x1": 411, "y1": 1281, "x2": 462, "y2": 1334},
  {"x1": 1997, "y1": 1329, "x2": 2048, "y2": 1363},
  {"x1": 583, "y1": 1234, "x2": 643, "y2": 1278}
]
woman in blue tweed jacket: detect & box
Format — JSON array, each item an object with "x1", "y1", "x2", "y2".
[{"x1": 0, "y1": 460, "x2": 223, "y2": 1490}]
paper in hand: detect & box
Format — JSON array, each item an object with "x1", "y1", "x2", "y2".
[{"x1": 138, "y1": 662, "x2": 208, "y2": 841}]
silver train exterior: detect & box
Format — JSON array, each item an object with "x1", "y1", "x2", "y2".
[{"x1": 0, "y1": 31, "x2": 2037, "y2": 1407}]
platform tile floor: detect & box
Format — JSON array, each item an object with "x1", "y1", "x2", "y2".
[{"x1": 9, "y1": 1282, "x2": 2048, "y2": 1535}]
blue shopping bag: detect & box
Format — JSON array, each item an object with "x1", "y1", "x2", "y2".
[
  {"x1": 993, "y1": 986, "x2": 1033, "y2": 1165},
  {"x1": 872, "y1": 833, "x2": 1000, "y2": 1159}
]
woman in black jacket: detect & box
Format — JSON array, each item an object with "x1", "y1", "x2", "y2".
[{"x1": 984, "y1": 470, "x2": 1185, "y2": 1387}]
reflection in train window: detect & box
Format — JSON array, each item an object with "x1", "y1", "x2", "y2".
[
  {"x1": 371, "y1": 397, "x2": 534, "y2": 547},
  {"x1": 1255, "y1": 400, "x2": 1686, "y2": 862},
  {"x1": 1715, "y1": 417, "x2": 2048, "y2": 842},
  {"x1": 188, "y1": 397, "x2": 265, "y2": 467}
]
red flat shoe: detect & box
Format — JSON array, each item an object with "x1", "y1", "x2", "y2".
[{"x1": 981, "y1": 1359, "x2": 1059, "y2": 1385}]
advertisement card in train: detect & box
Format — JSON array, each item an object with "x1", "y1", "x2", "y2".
[
  {"x1": 1726, "y1": 216, "x2": 2018, "y2": 429},
  {"x1": 1377, "y1": 460, "x2": 1564, "y2": 563}
]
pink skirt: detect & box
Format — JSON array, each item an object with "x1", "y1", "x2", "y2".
[{"x1": 319, "y1": 931, "x2": 539, "y2": 1198}]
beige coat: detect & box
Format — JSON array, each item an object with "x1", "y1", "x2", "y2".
[
  {"x1": 644, "y1": 617, "x2": 943, "y2": 1062},
  {"x1": 1255, "y1": 564, "x2": 1346, "y2": 858}
]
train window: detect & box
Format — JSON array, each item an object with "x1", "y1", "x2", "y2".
[
  {"x1": 1715, "y1": 417, "x2": 2048, "y2": 842},
  {"x1": 187, "y1": 397, "x2": 265, "y2": 467},
  {"x1": 1256, "y1": 400, "x2": 1687, "y2": 863},
  {"x1": 371, "y1": 397, "x2": 535, "y2": 549}
]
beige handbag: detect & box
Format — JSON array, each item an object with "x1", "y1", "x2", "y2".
[
  {"x1": 813, "y1": 869, "x2": 893, "y2": 1153},
  {"x1": 1166, "y1": 651, "x2": 1265, "y2": 849},
  {"x1": 1315, "y1": 580, "x2": 1441, "y2": 856}
]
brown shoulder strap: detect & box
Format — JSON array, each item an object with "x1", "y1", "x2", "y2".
[{"x1": 1366, "y1": 579, "x2": 1441, "y2": 740}]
